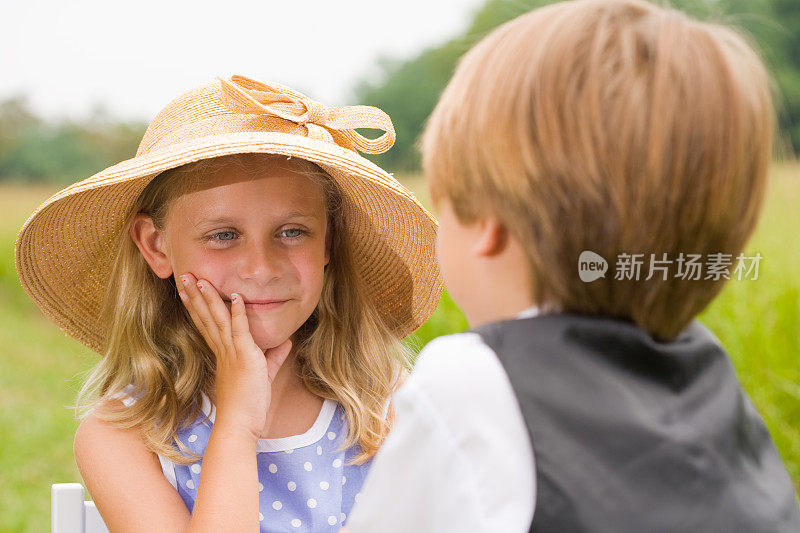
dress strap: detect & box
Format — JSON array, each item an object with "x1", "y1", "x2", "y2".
[{"x1": 107, "y1": 383, "x2": 139, "y2": 407}]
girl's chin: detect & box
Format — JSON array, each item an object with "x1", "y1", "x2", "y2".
[
  {"x1": 252, "y1": 334, "x2": 292, "y2": 352},
  {"x1": 249, "y1": 321, "x2": 298, "y2": 351},
  {"x1": 246, "y1": 309, "x2": 314, "y2": 352}
]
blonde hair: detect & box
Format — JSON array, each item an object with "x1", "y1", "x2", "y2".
[
  {"x1": 76, "y1": 153, "x2": 410, "y2": 465},
  {"x1": 423, "y1": 0, "x2": 775, "y2": 339}
]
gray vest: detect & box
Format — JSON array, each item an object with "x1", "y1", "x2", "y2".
[{"x1": 475, "y1": 314, "x2": 800, "y2": 532}]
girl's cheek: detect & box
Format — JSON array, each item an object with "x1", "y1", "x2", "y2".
[
  {"x1": 177, "y1": 249, "x2": 231, "y2": 284},
  {"x1": 284, "y1": 254, "x2": 325, "y2": 299}
]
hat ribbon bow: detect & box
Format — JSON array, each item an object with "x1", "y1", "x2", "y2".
[{"x1": 218, "y1": 75, "x2": 395, "y2": 155}]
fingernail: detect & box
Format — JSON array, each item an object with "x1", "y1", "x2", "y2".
[
  {"x1": 178, "y1": 290, "x2": 187, "y2": 301},
  {"x1": 180, "y1": 275, "x2": 190, "y2": 287},
  {"x1": 197, "y1": 281, "x2": 204, "y2": 292},
  {"x1": 231, "y1": 293, "x2": 239, "y2": 303}
]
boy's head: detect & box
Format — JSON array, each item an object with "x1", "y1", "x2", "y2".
[{"x1": 424, "y1": 0, "x2": 774, "y2": 339}]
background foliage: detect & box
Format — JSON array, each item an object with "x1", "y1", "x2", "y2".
[
  {"x1": 0, "y1": 1, "x2": 798, "y2": 183},
  {"x1": 354, "y1": 0, "x2": 800, "y2": 171}
]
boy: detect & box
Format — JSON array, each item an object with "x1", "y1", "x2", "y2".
[{"x1": 345, "y1": 0, "x2": 800, "y2": 531}]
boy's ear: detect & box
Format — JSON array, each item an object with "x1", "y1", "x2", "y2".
[
  {"x1": 129, "y1": 213, "x2": 173, "y2": 279},
  {"x1": 472, "y1": 215, "x2": 509, "y2": 258}
]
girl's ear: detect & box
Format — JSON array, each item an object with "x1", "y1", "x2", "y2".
[{"x1": 129, "y1": 213, "x2": 173, "y2": 279}]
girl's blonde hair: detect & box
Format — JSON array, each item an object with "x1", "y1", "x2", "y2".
[
  {"x1": 423, "y1": 0, "x2": 775, "y2": 339},
  {"x1": 76, "y1": 153, "x2": 410, "y2": 465}
]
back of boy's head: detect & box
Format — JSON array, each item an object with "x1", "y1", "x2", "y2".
[{"x1": 423, "y1": 0, "x2": 775, "y2": 339}]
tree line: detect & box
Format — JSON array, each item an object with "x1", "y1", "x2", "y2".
[
  {"x1": 356, "y1": 0, "x2": 800, "y2": 171},
  {"x1": 1, "y1": 0, "x2": 797, "y2": 184}
]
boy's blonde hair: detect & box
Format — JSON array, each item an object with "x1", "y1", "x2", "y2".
[
  {"x1": 423, "y1": 0, "x2": 775, "y2": 339},
  {"x1": 76, "y1": 153, "x2": 409, "y2": 465}
]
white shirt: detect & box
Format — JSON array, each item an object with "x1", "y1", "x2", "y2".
[{"x1": 346, "y1": 310, "x2": 537, "y2": 533}]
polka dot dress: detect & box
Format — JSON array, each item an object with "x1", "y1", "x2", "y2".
[{"x1": 151, "y1": 391, "x2": 371, "y2": 532}]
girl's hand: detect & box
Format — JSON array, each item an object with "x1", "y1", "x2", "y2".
[{"x1": 178, "y1": 272, "x2": 292, "y2": 441}]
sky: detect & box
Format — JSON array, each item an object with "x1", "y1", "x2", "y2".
[{"x1": 0, "y1": 0, "x2": 484, "y2": 122}]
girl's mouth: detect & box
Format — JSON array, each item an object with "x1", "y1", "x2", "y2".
[
  {"x1": 244, "y1": 299, "x2": 289, "y2": 310},
  {"x1": 223, "y1": 297, "x2": 290, "y2": 311}
]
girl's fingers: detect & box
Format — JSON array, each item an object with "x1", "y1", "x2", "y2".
[
  {"x1": 178, "y1": 276, "x2": 212, "y2": 347},
  {"x1": 179, "y1": 273, "x2": 222, "y2": 352},
  {"x1": 230, "y1": 292, "x2": 257, "y2": 352},
  {"x1": 178, "y1": 289, "x2": 207, "y2": 341},
  {"x1": 195, "y1": 278, "x2": 235, "y2": 355}
]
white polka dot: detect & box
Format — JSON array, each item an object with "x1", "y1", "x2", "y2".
[
  {"x1": 269, "y1": 463, "x2": 277, "y2": 474},
  {"x1": 355, "y1": 492, "x2": 362, "y2": 503},
  {"x1": 320, "y1": 481, "x2": 329, "y2": 490},
  {"x1": 291, "y1": 518, "x2": 302, "y2": 528},
  {"x1": 186, "y1": 479, "x2": 195, "y2": 490},
  {"x1": 304, "y1": 461, "x2": 313, "y2": 471},
  {"x1": 340, "y1": 513, "x2": 346, "y2": 522},
  {"x1": 287, "y1": 481, "x2": 296, "y2": 491},
  {"x1": 259, "y1": 513, "x2": 264, "y2": 521},
  {"x1": 285, "y1": 449, "x2": 294, "y2": 454},
  {"x1": 259, "y1": 482, "x2": 264, "y2": 492},
  {"x1": 342, "y1": 476, "x2": 347, "y2": 485},
  {"x1": 307, "y1": 498, "x2": 317, "y2": 508},
  {"x1": 316, "y1": 445, "x2": 323, "y2": 455},
  {"x1": 191, "y1": 463, "x2": 201, "y2": 474},
  {"x1": 273, "y1": 501, "x2": 282, "y2": 510},
  {"x1": 332, "y1": 458, "x2": 343, "y2": 468},
  {"x1": 327, "y1": 431, "x2": 336, "y2": 440},
  {"x1": 188, "y1": 434, "x2": 198, "y2": 443},
  {"x1": 328, "y1": 516, "x2": 338, "y2": 525}
]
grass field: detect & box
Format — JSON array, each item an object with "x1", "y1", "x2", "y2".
[{"x1": 1, "y1": 164, "x2": 798, "y2": 531}]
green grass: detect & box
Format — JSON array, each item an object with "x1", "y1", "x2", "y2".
[
  {"x1": 697, "y1": 163, "x2": 800, "y2": 488},
  {"x1": 1, "y1": 165, "x2": 799, "y2": 531},
  {"x1": 0, "y1": 186, "x2": 97, "y2": 531}
]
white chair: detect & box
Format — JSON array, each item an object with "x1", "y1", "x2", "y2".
[{"x1": 52, "y1": 483, "x2": 109, "y2": 533}]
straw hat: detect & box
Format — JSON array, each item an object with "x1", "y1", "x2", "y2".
[{"x1": 15, "y1": 74, "x2": 442, "y2": 354}]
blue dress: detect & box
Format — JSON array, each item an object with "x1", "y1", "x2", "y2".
[{"x1": 119, "y1": 387, "x2": 372, "y2": 532}]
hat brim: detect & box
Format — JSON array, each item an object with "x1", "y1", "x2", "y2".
[{"x1": 15, "y1": 131, "x2": 442, "y2": 354}]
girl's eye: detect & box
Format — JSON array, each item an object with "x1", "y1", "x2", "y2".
[
  {"x1": 211, "y1": 231, "x2": 237, "y2": 242},
  {"x1": 280, "y1": 228, "x2": 304, "y2": 239}
]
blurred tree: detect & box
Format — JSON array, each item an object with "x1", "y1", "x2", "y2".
[
  {"x1": 0, "y1": 0, "x2": 795, "y2": 182},
  {"x1": 0, "y1": 96, "x2": 42, "y2": 178},
  {"x1": 355, "y1": 0, "x2": 800, "y2": 171},
  {"x1": 354, "y1": 0, "x2": 553, "y2": 171},
  {"x1": 770, "y1": 0, "x2": 800, "y2": 155},
  {"x1": 0, "y1": 97, "x2": 145, "y2": 184}
]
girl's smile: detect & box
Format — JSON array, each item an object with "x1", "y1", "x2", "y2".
[
  {"x1": 222, "y1": 297, "x2": 290, "y2": 311},
  {"x1": 236, "y1": 298, "x2": 287, "y2": 307},
  {"x1": 245, "y1": 301, "x2": 287, "y2": 310}
]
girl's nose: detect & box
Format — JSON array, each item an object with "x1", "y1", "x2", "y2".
[{"x1": 236, "y1": 241, "x2": 282, "y2": 283}]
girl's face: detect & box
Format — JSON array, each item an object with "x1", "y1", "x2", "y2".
[{"x1": 160, "y1": 161, "x2": 329, "y2": 351}]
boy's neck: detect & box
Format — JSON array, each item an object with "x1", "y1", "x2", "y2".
[
  {"x1": 463, "y1": 239, "x2": 537, "y2": 328},
  {"x1": 466, "y1": 295, "x2": 537, "y2": 328}
]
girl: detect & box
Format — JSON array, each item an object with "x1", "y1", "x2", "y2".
[{"x1": 15, "y1": 75, "x2": 442, "y2": 531}]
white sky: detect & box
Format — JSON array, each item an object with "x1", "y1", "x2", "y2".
[{"x1": 0, "y1": 0, "x2": 484, "y2": 122}]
